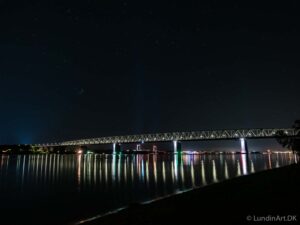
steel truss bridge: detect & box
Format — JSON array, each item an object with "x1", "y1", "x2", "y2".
[{"x1": 38, "y1": 128, "x2": 299, "y2": 147}]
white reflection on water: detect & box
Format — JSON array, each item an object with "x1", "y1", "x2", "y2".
[
  {"x1": 268, "y1": 153, "x2": 272, "y2": 169},
  {"x1": 180, "y1": 156, "x2": 185, "y2": 188},
  {"x1": 241, "y1": 154, "x2": 248, "y2": 175},
  {"x1": 224, "y1": 161, "x2": 229, "y2": 179},
  {"x1": 162, "y1": 161, "x2": 166, "y2": 183},
  {"x1": 21, "y1": 155, "x2": 26, "y2": 187},
  {"x1": 173, "y1": 154, "x2": 178, "y2": 183},
  {"x1": 250, "y1": 160, "x2": 255, "y2": 173},
  {"x1": 201, "y1": 159, "x2": 207, "y2": 185},
  {"x1": 191, "y1": 160, "x2": 195, "y2": 187},
  {"x1": 237, "y1": 159, "x2": 241, "y2": 176},
  {"x1": 131, "y1": 162, "x2": 134, "y2": 183},
  {"x1": 153, "y1": 155, "x2": 157, "y2": 186},
  {"x1": 212, "y1": 160, "x2": 218, "y2": 182}
]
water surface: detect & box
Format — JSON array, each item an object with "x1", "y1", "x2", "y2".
[{"x1": 0, "y1": 153, "x2": 297, "y2": 225}]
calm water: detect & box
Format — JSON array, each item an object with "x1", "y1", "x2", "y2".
[{"x1": 0, "y1": 153, "x2": 297, "y2": 225}]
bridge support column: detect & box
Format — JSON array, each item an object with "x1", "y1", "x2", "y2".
[
  {"x1": 240, "y1": 138, "x2": 249, "y2": 154},
  {"x1": 113, "y1": 143, "x2": 122, "y2": 154},
  {"x1": 173, "y1": 140, "x2": 182, "y2": 153}
]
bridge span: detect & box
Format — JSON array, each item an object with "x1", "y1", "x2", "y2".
[{"x1": 37, "y1": 128, "x2": 299, "y2": 154}]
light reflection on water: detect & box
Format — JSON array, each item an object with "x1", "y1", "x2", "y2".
[{"x1": 0, "y1": 153, "x2": 297, "y2": 225}]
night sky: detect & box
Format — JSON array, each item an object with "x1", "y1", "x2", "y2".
[{"x1": 0, "y1": 0, "x2": 299, "y2": 144}]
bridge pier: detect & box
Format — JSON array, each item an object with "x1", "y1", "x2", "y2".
[
  {"x1": 173, "y1": 140, "x2": 182, "y2": 153},
  {"x1": 113, "y1": 143, "x2": 122, "y2": 154},
  {"x1": 136, "y1": 144, "x2": 141, "y2": 151},
  {"x1": 240, "y1": 138, "x2": 249, "y2": 154}
]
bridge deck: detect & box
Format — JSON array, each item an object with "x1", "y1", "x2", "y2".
[{"x1": 37, "y1": 128, "x2": 299, "y2": 147}]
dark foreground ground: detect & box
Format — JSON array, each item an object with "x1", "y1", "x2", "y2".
[{"x1": 84, "y1": 163, "x2": 300, "y2": 225}]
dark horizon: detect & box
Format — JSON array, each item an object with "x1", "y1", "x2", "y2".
[{"x1": 1, "y1": 0, "x2": 300, "y2": 144}]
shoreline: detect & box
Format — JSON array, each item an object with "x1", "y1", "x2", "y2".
[{"x1": 81, "y1": 163, "x2": 300, "y2": 225}]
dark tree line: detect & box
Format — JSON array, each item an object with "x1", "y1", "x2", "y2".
[{"x1": 277, "y1": 120, "x2": 300, "y2": 153}]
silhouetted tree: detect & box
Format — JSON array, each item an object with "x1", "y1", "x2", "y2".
[{"x1": 276, "y1": 120, "x2": 300, "y2": 153}]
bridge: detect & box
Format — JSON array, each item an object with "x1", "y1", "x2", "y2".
[{"x1": 37, "y1": 128, "x2": 299, "y2": 154}]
